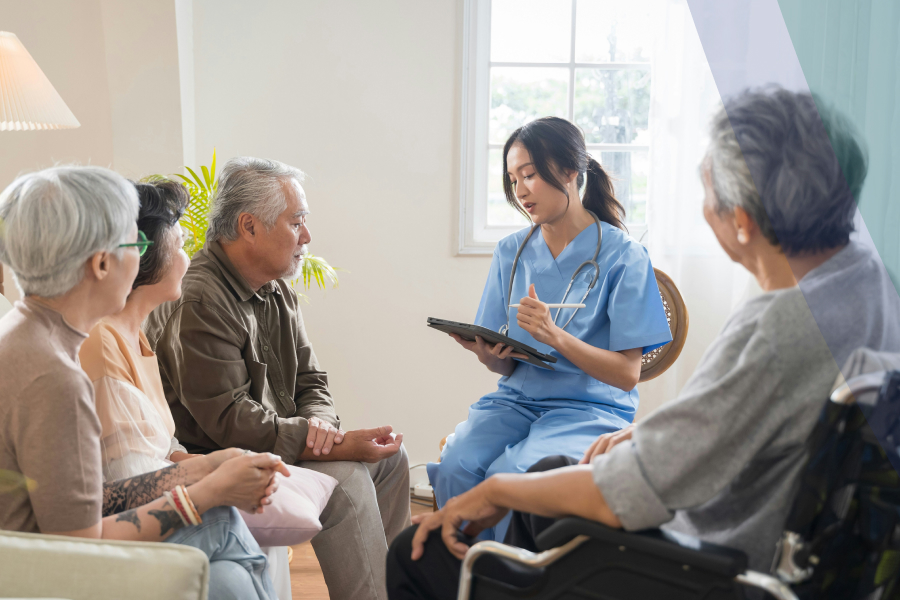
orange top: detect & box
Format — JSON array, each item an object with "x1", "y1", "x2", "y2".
[{"x1": 79, "y1": 320, "x2": 176, "y2": 446}]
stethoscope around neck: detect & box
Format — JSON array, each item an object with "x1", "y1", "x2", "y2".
[{"x1": 501, "y1": 209, "x2": 603, "y2": 335}]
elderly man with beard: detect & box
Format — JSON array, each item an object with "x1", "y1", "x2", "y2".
[{"x1": 145, "y1": 157, "x2": 410, "y2": 600}]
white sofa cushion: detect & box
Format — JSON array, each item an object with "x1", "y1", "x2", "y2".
[{"x1": 0, "y1": 529, "x2": 209, "y2": 600}]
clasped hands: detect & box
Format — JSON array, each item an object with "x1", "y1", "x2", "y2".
[
  {"x1": 187, "y1": 421, "x2": 401, "y2": 515},
  {"x1": 306, "y1": 416, "x2": 345, "y2": 456},
  {"x1": 201, "y1": 448, "x2": 289, "y2": 514}
]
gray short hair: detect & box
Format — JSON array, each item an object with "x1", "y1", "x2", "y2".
[
  {"x1": 0, "y1": 166, "x2": 139, "y2": 297},
  {"x1": 706, "y1": 88, "x2": 866, "y2": 255},
  {"x1": 208, "y1": 157, "x2": 305, "y2": 243}
]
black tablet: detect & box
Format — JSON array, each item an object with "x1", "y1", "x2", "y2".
[{"x1": 427, "y1": 317, "x2": 557, "y2": 370}]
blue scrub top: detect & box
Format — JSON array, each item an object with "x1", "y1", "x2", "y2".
[{"x1": 475, "y1": 221, "x2": 672, "y2": 415}]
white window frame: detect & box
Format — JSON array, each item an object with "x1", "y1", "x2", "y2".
[{"x1": 458, "y1": 0, "x2": 650, "y2": 255}]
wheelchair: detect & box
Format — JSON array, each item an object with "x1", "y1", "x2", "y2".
[{"x1": 457, "y1": 365, "x2": 900, "y2": 600}]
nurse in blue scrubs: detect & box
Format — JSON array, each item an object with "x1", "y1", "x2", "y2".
[{"x1": 427, "y1": 116, "x2": 672, "y2": 541}]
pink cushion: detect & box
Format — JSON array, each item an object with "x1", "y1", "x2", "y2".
[{"x1": 239, "y1": 464, "x2": 338, "y2": 547}]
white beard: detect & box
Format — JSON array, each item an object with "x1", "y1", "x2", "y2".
[{"x1": 281, "y1": 245, "x2": 308, "y2": 280}]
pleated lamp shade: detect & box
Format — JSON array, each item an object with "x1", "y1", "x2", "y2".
[{"x1": 0, "y1": 31, "x2": 80, "y2": 131}]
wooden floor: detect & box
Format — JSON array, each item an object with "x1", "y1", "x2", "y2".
[{"x1": 289, "y1": 498, "x2": 432, "y2": 599}]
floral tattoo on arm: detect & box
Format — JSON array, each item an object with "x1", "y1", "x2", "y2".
[{"x1": 102, "y1": 463, "x2": 188, "y2": 516}]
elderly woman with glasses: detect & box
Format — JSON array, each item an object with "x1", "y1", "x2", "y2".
[{"x1": 0, "y1": 165, "x2": 288, "y2": 600}]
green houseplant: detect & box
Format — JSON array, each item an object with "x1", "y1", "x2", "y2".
[{"x1": 168, "y1": 150, "x2": 342, "y2": 300}]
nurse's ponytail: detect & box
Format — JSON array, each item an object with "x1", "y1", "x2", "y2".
[
  {"x1": 583, "y1": 155, "x2": 625, "y2": 231},
  {"x1": 502, "y1": 116, "x2": 626, "y2": 231}
]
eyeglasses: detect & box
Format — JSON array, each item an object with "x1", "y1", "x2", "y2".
[{"x1": 118, "y1": 230, "x2": 154, "y2": 257}]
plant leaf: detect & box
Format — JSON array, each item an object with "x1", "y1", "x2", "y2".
[
  {"x1": 185, "y1": 167, "x2": 206, "y2": 191},
  {"x1": 140, "y1": 174, "x2": 170, "y2": 183},
  {"x1": 0, "y1": 469, "x2": 37, "y2": 495}
]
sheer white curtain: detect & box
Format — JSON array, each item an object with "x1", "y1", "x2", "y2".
[{"x1": 635, "y1": 0, "x2": 758, "y2": 418}]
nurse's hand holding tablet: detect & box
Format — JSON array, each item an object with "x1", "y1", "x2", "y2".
[
  {"x1": 449, "y1": 283, "x2": 577, "y2": 375},
  {"x1": 428, "y1": 116, "x2": 673, "y2": 542},
  {"x1": 448, "y1": 332, "x2": 529, "y2": 377}
]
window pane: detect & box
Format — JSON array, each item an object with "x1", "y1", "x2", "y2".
[
  {"x1": 590, "y1": 149, "x2": 648, "y2": 225},
  {"x1": 490, "y1": 67, "x2": 569, "y2": 145},
  {"x1": 575, "y1": 0, "x2": 652, "y2": 63},
  {"x1": 491, "y1": 0, "x2": 573, "y2": 63},
  {"x1": 487, "y1": 148, "x2": 531, "y2": 227},
  {"x1": 574, "y1": 68, "x2": 650, "y2": 144}
]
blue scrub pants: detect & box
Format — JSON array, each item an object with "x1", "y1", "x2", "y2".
[{"x1": 427, "y1": 396, "x2": 630, "y2": 542}]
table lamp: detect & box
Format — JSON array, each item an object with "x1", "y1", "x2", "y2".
[{"x1": 0, "y1": 31, "x2": 80, "y2": 131}]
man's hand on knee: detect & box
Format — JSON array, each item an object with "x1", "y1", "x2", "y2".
[
  {"x1": 299, "y1": 424, "x2": 403, "y2": 463},
  {"x1": 343, "y1": 426, "x2": 403, "y2": 463},
  {"x1": 411, "y1": 482, "x2": 508, "y2": 561},
  {"x1": 307, "y1": 416, "x2": 345, "y2": 456}
]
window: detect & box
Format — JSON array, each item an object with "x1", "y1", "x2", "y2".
[{"x1": 459, "y1": 0, "x2": 651, "y2": 254}]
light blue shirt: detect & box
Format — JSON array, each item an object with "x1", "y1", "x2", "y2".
[{"x1": 475, "y1": 222, "x2": 672, "y2": 415}]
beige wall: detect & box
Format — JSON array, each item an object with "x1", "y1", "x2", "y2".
[
  {"x1": 99, "y1": 0, "x2": 184, "y2": 180},
  {"x1": 0, "y1": 0, "x2": 182, "y2": 302}
]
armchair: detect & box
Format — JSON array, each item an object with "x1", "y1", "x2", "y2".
[{"x1": 0, "y1": 529, "x2": 209, "y2": 600}]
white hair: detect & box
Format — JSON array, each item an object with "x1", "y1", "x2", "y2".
[
  {"x1": 208, "y1": 156, "x2": 305, "y2": 243},
  {"x1": 705, "y1": 88, "x2": 864, "y2": 254},
  {"x1": 0, "y1": 165, "x2": 139, "y2": 297}
]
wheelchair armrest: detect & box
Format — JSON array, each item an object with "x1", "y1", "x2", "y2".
[{"x1": 535, "y1": 517, "x2": 748, "y2": 578}]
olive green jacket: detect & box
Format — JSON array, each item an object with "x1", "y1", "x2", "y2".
[{"x1": 144, "y1": 240, "x2": 338, "y2": 463}]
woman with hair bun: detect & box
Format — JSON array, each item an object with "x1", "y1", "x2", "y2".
[{"x1": 428, "y1": 117, "x2": 672, "y2": 541}]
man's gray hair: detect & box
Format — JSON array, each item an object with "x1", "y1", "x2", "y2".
[
  {"x1": 0, "y1": 166, "x2": 139, "y2": 298},
  {"x1": 208, "y1": 157, "x2": 305, "y2": 243},
  {"x1": 705, "y1": 107, "x2": 777, "y2": 244},
  {"x1": 706, "y1": 88, "x2": 865, "y2": 255}
]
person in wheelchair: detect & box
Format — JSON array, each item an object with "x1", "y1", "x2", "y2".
[{"x1": 387, "y1": 88, "x2": 900, "y2": 599}]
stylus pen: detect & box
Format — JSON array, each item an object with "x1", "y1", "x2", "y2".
[{"x1": 508, "y1": 303, "x2": 586, "y2": 308}]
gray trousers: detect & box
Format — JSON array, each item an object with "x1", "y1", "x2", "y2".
[{"x1": 299, "y1": 445, "x2": 411, "y2": 600}]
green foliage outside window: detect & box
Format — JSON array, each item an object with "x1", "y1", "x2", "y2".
[
  {"x1": 486, "y1": 7, "x2": 651, "y2": 228},
  {"x1": 488, "y1": 69, "x2": 650, "y2": 225}
]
